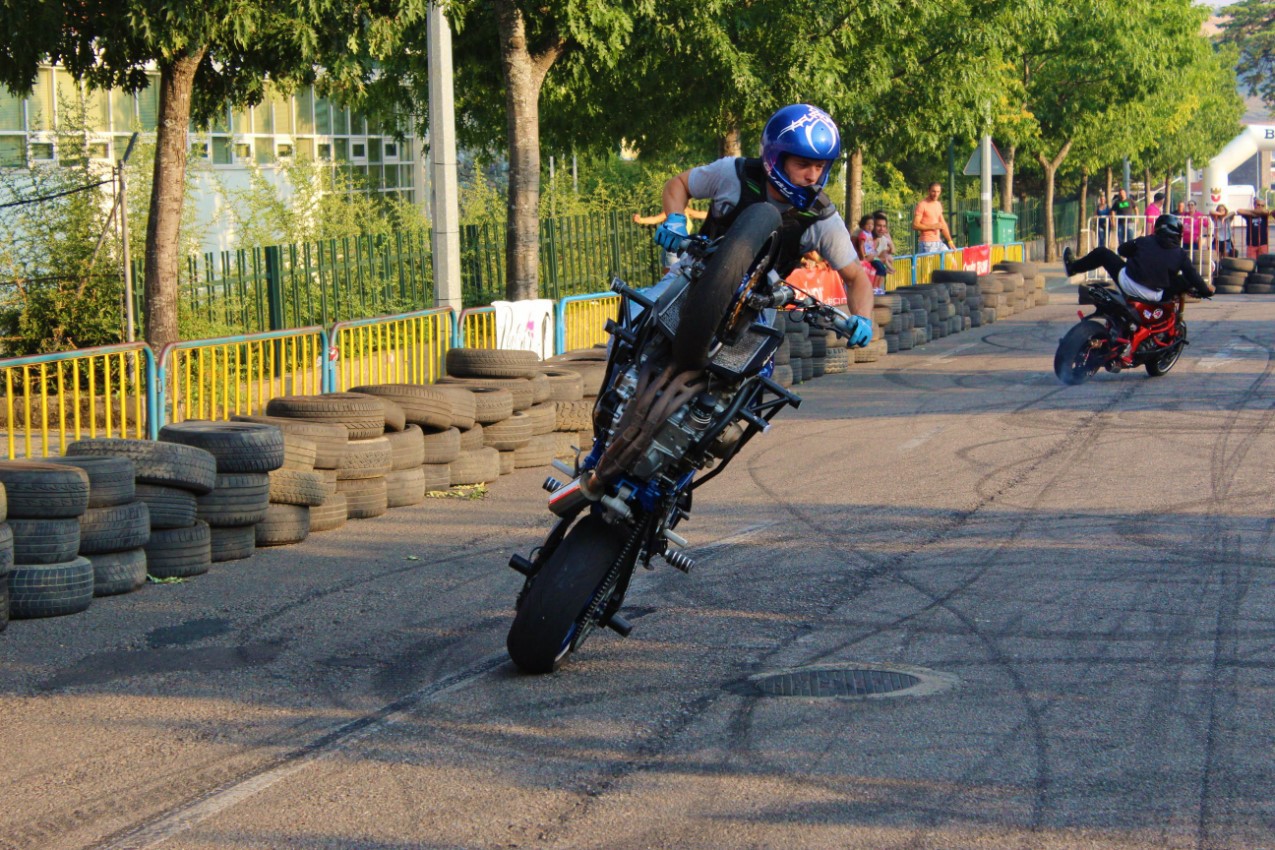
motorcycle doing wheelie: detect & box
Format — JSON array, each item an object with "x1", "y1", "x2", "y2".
[
  {"x1": 503, "y1": 204, "x2": 862, "y2": 673},
  {"x1": 1053, "y1": 279, "x2": 1197, "y2": 385}
]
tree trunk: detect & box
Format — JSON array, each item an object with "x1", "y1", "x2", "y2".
[
  {"x1": 1105, "y1": 166, "x2": 1113, "y2": 204},
  {"x1": 1001, "y1": 144, "x2": 1016, "y2": 213},
  {"x1": 1163, "y1": 172, "x2": 1171, "y2": 213},
  {"x1": 848, "y1": 148, "x2": 863, "y2": 226},
  {"x1": 143, "y1": 48, "x2": 205, "y2": 352},
  {"x1": 1036, "y1": 140, "x2": 1072, "y2": 261},
  {"x1": 718, "y1": 115, "x2": 741, "y2": 158},
  {"x1": 1078, "y1": 167, "x2": 1089, "y2": 252},
  {"x1": 1143, "y1": 168, "x2": 1153, "y2": 213},
  {"x1": 494, "y1": 1, "x2": 564, "y2": 302}
]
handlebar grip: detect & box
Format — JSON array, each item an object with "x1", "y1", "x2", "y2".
[{"x1": 828, "y1": 314, "x2": 855, "y2": 340}]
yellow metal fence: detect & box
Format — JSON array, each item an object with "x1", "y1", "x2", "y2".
[
  {"x1": 330, "y1": 308, "x2": 452, "y2": 391},
  {"x1": 2, "y1": 343, "x2": 155, "y2": 459},
  {"x1": 161, "y1": 328, "x2": 328, "y2": 424}
]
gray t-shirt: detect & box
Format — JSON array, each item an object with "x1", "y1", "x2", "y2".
[{"x1": 687, "y1": 157, "x2": 859, "y2": 269}]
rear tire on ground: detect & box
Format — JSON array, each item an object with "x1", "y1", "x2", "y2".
[{"x1": 506, "y1": 515, "x2": 627, "y2": 674}]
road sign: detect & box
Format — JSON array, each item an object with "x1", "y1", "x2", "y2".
[{"x1": 963, "y1": 142, "x2": 1007, "y2": 176}]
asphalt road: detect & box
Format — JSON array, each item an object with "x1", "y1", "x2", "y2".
[{"x1": 4, "y1": 269, "x2": 1275, "y2": 850}]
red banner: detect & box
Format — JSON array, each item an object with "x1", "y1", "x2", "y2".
[
  {"x1": 785, "y1": 264, "x2": 849, "y2": 306},
  {"x1": 963, "y1": 244, "x2": 991, "y2": 276}
]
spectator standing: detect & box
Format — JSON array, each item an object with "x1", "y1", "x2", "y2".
[
  {"x1": 1111, "y1": 187, "x2": 1136, "y2": 242},
  {"x1": 1211, "y1": 204, "x2": 1236, "y2": 258},
  {"x1": 1144, "y1": 191, "x2": 1164, "y2": 234},
  {"x1": 1237, "y1": 198, "x2": 1273, "y2": 258},
  {"x1": 1182, "y1": 199, "x2": 1207, "y2": 254},
  {"x1": 1095, "y1": 190, "x2": 1112, "y2": 248},
  {"x1": 912, "y1": 182, "x2": 954, "y2": 253}
]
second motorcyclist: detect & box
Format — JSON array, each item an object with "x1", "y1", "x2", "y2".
[{"x1": 1064, "y1": 214, "x2": 1214, "y2": 302}]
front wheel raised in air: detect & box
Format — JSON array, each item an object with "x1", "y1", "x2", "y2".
[
  {"x1": 1146, "y1": 320, "x2": 1186, "y2": 377},
  {"x1": 506, "y1": 515, "x2": 627, "y2": 674},
  {"x1": 672, "y1": 204, "x2": 781, "y2": 372},
  {"x1": 1054, "y1": 319, "x2": 1111, "y2": 385}
]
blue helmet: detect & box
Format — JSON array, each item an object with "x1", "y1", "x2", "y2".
[{"x1": 761, "y1": 104, "x2": 842, "y2": 210}]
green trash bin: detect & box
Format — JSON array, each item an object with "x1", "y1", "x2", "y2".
[{"x1": 962, "y1": 210, "x2": 1017, "y2": 245}]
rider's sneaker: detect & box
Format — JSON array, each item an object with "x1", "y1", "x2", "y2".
[{"x1": 1062, "y1": 247, "x2": 1076, "y2": 276}]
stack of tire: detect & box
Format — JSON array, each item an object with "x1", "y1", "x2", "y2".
[
  {"x1": 821, "y1": 320, "x2": 850, "y2": 374},
  {"x1": 1245, "y1": 254, "x2": 1275, "y2": 294},
  {"x1": 546, "y1": 348, "x2": 607, "y2": 456},
  {"x1": 808, "y1": 323, "x2": 833, "y2": 377},
  {"x1": 0, "y1": 460, "x2": 94, "y2": 620},
  {"x1": 265, "y1": 393, "x2": 394, "y2": 520},
  {"x1": 348, "y1": 384, "x2": 461, "y2": 501},
  {"x1": 157, "y1": 422, "x2": 285, "y2": 560},
  {"x1": 975, "y1": 269, "x2": 1028, "y2": 321},
  {"x1": 778, "y1": 311, "x2": 810, "y2": 385},
  {"x1": 931, "y1": 270, "x2": 977, "y2": 332},
  {"x1": 66, "y1": 438, "x2": 217, "y2": 580},
  {"x1": 439, "y1": 348, "x2": 562, "y2": 482},
  {"x1": 875, "y1": 292, "x2": 910, "y2": 354},
  {"x1": 1214, "y1": 257, "x2": 1252, "y2": 294},
  {"x1": 45, "y1": 455, "x2": 150, "y2": 596},
  {"x1": 993, "y1": 260, "x2": 1049, "y2": 309},
  {"x1": 232, "y1": 414, "x2": 350, "y2": 535}
]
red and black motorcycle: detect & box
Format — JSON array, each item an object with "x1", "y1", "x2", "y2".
[{"x1": 1053, "y1": 283, "x2": 1192, "y2": 385}]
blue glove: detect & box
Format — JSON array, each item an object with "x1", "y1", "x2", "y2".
[
  {"x1": 654, "y1": 212, "x2": 688, "y2": 252},
  {"x1": 833, "y1": 313, "x2": 873, "y2": 348}
]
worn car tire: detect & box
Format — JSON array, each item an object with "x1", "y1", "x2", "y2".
[
  {"x1": 79, "y1": 500, "x2": 151, "y2": 554},
  {"x1": 439, "y1": 377, "x2": 533, "y2": 411},
  {"x1": 421, "y1": 427, "x2": 462, "y2": 464},
  {"x1": 9, "y1": 516, "x2": 81, "y2": 564},
  {"x1": 8, "y1": 556, "x2": 94, "y2": 618},
  {"x1": 144, "y1": 521, "x2": 212, "y2": 578},
  {"x1": 159, "y1": 421, "x2": 285, "y2": 473},
  {"x1": 336, "y1": 436, "x2": 394, "y2": 480},
  {"x1": 482, "y1": 412, "x2": 534, "y2": 451},
  {"x1": 349, "y1": 384, "x2": 453, "y2": 431},
  {"x1": 309, "y1": 493, "x2": 348, "y2": 532},
  {"x1": 336, "y1": 476, "x2": 388, "y2": 519},
  {"x1": 255, "y1": 504, "x2": 310, "y2": 546},
  {"x1": 86, "y1": 547, "x2": 148, "y2": 596},
  {"x1": 134, "y1": 484, "x2": 198, "y2": 530},
  {"x1": 42, "y1": 455, "x2": 135, "y2": 508},
  {"x1": 384, "y1": 425, "x2": 426, "y2": 470},
  {"x1": 386, "y1": 467, "x2": 427, "y2": 508},
  {"x1": 208, "y1": 524, "x2": 256, "y2": 562},
  {"x1": 445, "y1": 347, "x2": 540, "y2": 379},
  {"x1": 195, "y1": 473, "x2": 271, "y2": 527},
  {"x1": 449, "y1": 448, "x2": 501, "y2": 485},
  {"x1": 230, "y1": 414, "x2": 347, "y2": 469},
  {"x1": 268, "y1": 469, "x2": 328, "y2": 507},
  {"x1": 67, "y1": 438, "x2": 216, "y2": 495},
  {"x1": 0, "y1": 460, "x2": 90, "y2": 518},
  {"x1": 265, "y1": 393, "x2": 386, "y2": 440}
]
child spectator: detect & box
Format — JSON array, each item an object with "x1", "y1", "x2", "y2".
[
  {"x1": 873, "y1": 213, "x2": 896, "y2": 275},
  {"x1": 1211, "y1": 204, "x2": 1236, "y2": 258},
  {"x1": 854, "y1": 214, "x2": 889, "y2": 279}
]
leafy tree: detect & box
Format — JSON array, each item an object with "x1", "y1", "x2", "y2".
[
  {"x1": 1219, "y1": 0, "x2": 1275, "y2": 108},
  {"x1": 1003, "y1": 0, "x2": 1215, "y2": 259},
  {"x1": 0, "y1": 1, "x2": 424, "y2": 351}
]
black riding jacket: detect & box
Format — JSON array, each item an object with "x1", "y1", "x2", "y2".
[
  {"x1": 1119, "y1": 236, "x2": 1207, "y2": 297},
  {"x1": 701, "y1": 158, "x2": 836, "y2": 277}
]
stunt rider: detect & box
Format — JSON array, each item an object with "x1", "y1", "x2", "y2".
[
  {"x1": 1064, "y1": 214, "x2": 1214, "y2": 302},
  {"x1": 650, "y1": 103, "x2": 876, "y2": 348}
]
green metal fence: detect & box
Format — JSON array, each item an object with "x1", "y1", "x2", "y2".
[{"x1": 179, "y1": 210, "x2": 664, "y2": 334}]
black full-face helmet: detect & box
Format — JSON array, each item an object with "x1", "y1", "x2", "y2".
[{"x1": 1154, "y1": 213, "x2": 1183, "y2": 247}]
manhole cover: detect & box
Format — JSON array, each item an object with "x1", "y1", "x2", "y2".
[{"x1": 749, "y1": 663, "x2": 957, "y2": 700}]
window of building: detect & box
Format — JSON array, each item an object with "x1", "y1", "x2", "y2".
[
  {"x1": 30, "y1": 141, "x2": 53, "y2": 161},
  {"x1": 252, "y1": 102, "x2": 272, "y2": 135},
  {"x1": 88, "y1": 140, "x2": 109, "y2": 160},
  {"x1": 317, "y1": 142, "x2": 331, "y2": 160},
  {"x1": 138, "y1": 76, "x2": 160, "y2": 131},
  {"x1": 0, "y1": 136, "x2": 25, "y2": 167},
  {"x1": 0, "y1": 90, "x2": 23, "y2": 132},
  {"x1": 30, "y1": 68, "x2": 53, "y2": 131},
  {"x1": 212, "y1": 137, "x2": 233, "y2": 165},
  {"x1": 351, "y1": 141, "x2": 366, "y2": 160},
  {"x1": 272, "y1": 93, "x2": 292, "y2": 136},
  {"x1": 367, "y1": 138, "x2": 381, "y2": 163},
  {"x1": 315, "y1": 97, "x2": 332, "y2": 135},
  {"x1": 334, "y1": 138, "x2": 349, "y2": 161},
  {"x1": 111, "y1": 91, "x2": 135, "y2": 132},
  {"x1": 234, "y1": 142, "x2": 252, "y2": 161},
  {"x1": 190, "y1": 140, "x2": 210, "y2": 160},
  {"x1": 294, "y1": 138, "x2": 313, "y2": 160},
  {"x1": 87, "y1": 88, "x2": 110, "y2": 133},
  {"x1": 276, "y1": 142, "x2": 293, "y2": 159},
  {"x1": 383, "y1": 141, "x2": 398, "y2": 160},
  {"x1": 295, "y1": 87, "x2": 315, "y2": 135},
  {"x1": 254, "y1": 137, "x2": 273, "y2": 164}
]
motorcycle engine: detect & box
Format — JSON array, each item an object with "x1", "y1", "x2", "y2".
[{"x1": 601, "y1": 363, "x2": 737, "y2": 482}]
